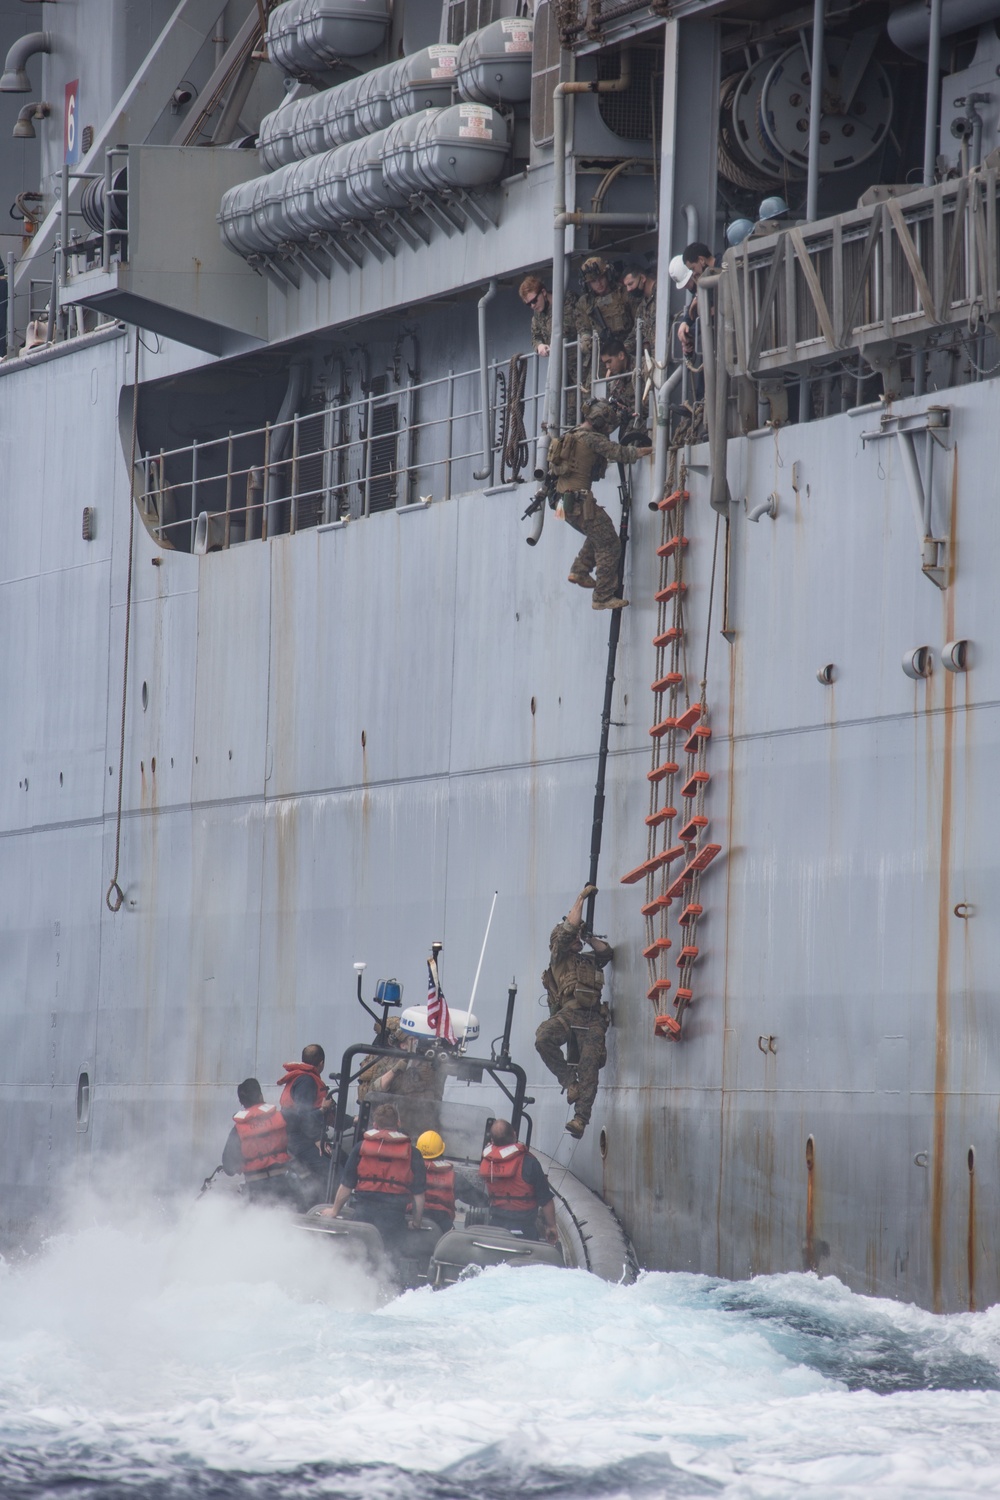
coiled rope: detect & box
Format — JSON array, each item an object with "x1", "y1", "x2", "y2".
[{"x1": 499, "y1": 353, "x2": 529, "y2": 484}]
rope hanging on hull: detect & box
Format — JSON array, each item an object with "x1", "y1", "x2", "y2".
[{"x1": 106, "y1": 334, "x2": 140, "y2": 913}]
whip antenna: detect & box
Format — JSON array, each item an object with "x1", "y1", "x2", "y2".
[{"x1": 466, "y1": 890, "x2": 498, "y2": 1051}]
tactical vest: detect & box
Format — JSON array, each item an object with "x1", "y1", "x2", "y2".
[
  {"x1": 546, "y1": 949, "x2": 605, "y2": 1010},
  {"x1": 233, "y1": 1104, "x2": 291, "y2": 1177},
  {"x1": 552, "y1": 428, "x2": 596, "y2": 493}
]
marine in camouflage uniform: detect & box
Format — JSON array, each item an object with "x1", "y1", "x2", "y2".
[
  {"x1": 623, "y1": 264, "x2": 658, "y2": 361},
  {"x1": 535, "y1": 884, "x2": 613, "y2": 1139},
  {"x1": 575, "y1": 257, "x2": 637, "y2": 362},
  {"x1": 552, "y1": 401, "x2": 651, "y2": 608}
]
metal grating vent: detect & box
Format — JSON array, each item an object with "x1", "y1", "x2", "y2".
[
  {"x1": 295, "y1": 401, "x2": 327, "y2": 530},
  {"x1": 531, "y1": 1, "x2": 563, "y2": 146},
  {"x1": 445, "y1": 0, "x2": 502, "y2": 43},
  {"x1": 367, "y1": 390, "x2": 400, "y2": 513},
  {"x1": 597, "y1": 46, "x2": 662, "y2": 141}
]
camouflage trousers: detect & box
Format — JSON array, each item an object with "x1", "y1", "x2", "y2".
[
  {"x1": 562, "y1": 493, "x2": 621, "y2": 603},
  {"x1": 535, "y1": 1002, "x2": 608, "y2": 1125}
]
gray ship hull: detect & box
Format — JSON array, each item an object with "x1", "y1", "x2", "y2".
[{"x1": 1, "y1": 324, "x2": 996, "y2": 1312}]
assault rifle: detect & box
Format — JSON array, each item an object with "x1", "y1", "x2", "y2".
[{"x1": 522, "y1": 472, "x2": 559, "y2": 520}]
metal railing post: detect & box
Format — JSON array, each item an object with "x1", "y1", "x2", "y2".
[{"x1": 5, "y1": 252, "x2": 15, "y2": 356}]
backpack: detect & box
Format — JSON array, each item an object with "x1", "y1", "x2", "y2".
[{"x1": 545, "y1": 429, "x2": 585, "y2": 480}]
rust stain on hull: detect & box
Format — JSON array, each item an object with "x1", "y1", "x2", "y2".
[{"x1": 804, "y1": 1134, "x2": 817, "y2": 1272}]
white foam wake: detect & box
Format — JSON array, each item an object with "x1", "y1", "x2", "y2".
[{"x1": 2, "y1": 1192, "x2": 1000, "y2": 1498}]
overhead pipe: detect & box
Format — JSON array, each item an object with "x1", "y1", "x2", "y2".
[
  {"x1": 889, "y1": 0, "x2": 1000, "y2": 57},
  {"x1": 545, "y1": 50, "x2": 635, "y2": 440},
  {"x1": 474, "y1": 278, "x2": 497, "y2": 481},
  {"x1": 13, "y1": 100, "x2": 49, "y2": 138},
  {"x1": 806, "y1": 0, "x2": 825, "y2": 220},
  {"x1": 682, "y1": 204, "x2": 698, "y2": 245},
  {"x1": 649, "y1": 363, "x2": 682, "y2": 510},
  {"x1": 0, "y1": 31, "x2": 51, "y2": 92},
  {"x1": 923, "y1": 0, "x2": 943, "y2": 185},
  {"x1": 697, "y1": 268, "x2": 731, "y2": 513}
]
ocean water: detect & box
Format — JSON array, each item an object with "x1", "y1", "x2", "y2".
[{"x1": 3, "y1": 1193, "x2": 1000, "y2": 1500}]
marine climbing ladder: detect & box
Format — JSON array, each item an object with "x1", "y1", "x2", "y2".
[{"x1": 620, "y1": 485, "x2": 724, "y2": 1039}]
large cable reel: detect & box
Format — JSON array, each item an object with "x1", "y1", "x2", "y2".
[{"x1": 719, "y1": 29, "x2": 891, "y2": 189}]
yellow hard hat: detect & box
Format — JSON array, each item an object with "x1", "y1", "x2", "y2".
[{"x1": 416, "y1": 1130, "x2": 446, "y2": 1159}]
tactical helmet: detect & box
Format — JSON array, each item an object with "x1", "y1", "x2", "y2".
[
  {"x1": 416, "y1": 1130, "x2": 446, "y2": 1159},
  {"x1": 581, "y1": 255, "x2": 609, "y2": 282},
  {"x1": 585, "y1": 400, "x2": 617, "y2": 433}
]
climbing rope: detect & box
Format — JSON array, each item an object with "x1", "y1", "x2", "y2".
[
  {"x1": 105, "y1": 333, "x2": 140, "y2": 913},
  {"x1": 498, "y1": 353, "x2": 529, "y2": 484}
]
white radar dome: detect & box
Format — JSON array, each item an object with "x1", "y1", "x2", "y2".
[{"x1": 399, "y1": 1004, "x2": 480, "y2": 1044}]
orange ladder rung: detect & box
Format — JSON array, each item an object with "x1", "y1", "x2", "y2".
[
  {"x1": 678, "y1": 902, "x2": 703, "y2": 927},
  {"x1": 657, "y1": 489, "x2": 688, "y2": 512},
  {"x1": 676, "y1": 703, "x2": 703, "y2": 731},
  {"x1": 651, "y1": 673, "x2": 683, "y2": 694},
  {"x1": 681, "y1": 771, "x2": 710, "y2": 798},
  {"x1": 654, "y1": 580, "x2": 688, "y2": 604},
  {"x1": 647, "y1": 979, "x2": 672, "y2": 1000},
  {"x1": 647, "y1": 761, "x2": 679, "y2": 783},
  {"x1": 643, "y1": 938, "x2": 672, "y2": 959},
  {"x1": 654, "y1": 1013, "x2": 681, "y2": 1038},
  {"x1": 675, "y1": 987, "x2": 693, "y2": 1005},
  {"x1": 641, "y1": 894, "x2": 672, "y2": 916},
  {"x1": 665, "y1": 862, "x2": 695, "y2": 900},
  {"x1": 656, "y1": 535, "x2": 689, "y2": 558},
  {"x1": 620, "y1": 857, "x2": 660, "y2": 886},
  {"x1": 677, "y1": 945, "x2": 699, "y2": 966},
  {"x1": 684, "y1": 725, "x2": 712, "y2": 753},
  {"x1": 678, "y1": 815, "x2": 708, "y2": 843},
  {"x1": 653, "y1": 627, "x2": 683, "y2": 648},
  {"x1": 650, "y1": 717, "x2": 677, "y2": 739},
  {"x1": 644, "y1": 806, "x2": 677, "y2": 828},
  {"x1": 691, "y1": 842, "x2": 722, "y2": 872}
]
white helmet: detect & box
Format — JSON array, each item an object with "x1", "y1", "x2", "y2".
[{"x1": 668, "y1": 253, "x2": 693, "y2": 290}]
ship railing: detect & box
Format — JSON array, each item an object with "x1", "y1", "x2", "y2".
[
  {"x1": 137, "y1": 341, "x2": 618, "y2": 551},
  {"x1": 723, "y1": 166, "x2": 1000, "y2": 398}
]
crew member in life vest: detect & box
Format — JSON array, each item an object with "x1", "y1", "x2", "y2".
[
  {"x1": 415, "y1": 1130, "x2": 455, "y2": 1233},
  {"x1": 222, "y1": 1078, "x2": 304, "y2": 1208},
  {"x1": 535, "y1": 884, "x2": 612, "y2": 1140},
  {"x1": 328, "y1": 1102, "x2": 426, "y2": 1247},
  {"x1": 479, "y1": 1119, "x2": 559, "y2": 1244},
  {"x1": 276, "y1": 1043, "x2": 334, "y2": 1197}
]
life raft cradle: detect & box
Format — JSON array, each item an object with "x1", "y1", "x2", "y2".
[{"x1": 619, "y1": 484, "x2": 723, "y2": 1040}]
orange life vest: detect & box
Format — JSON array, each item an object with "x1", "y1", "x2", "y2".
[
  {"x1": 479, "y1": 1142, "x2": 538, "y2": 1213},
  {"x1": 424, "y1": 1160, "x2": 455, "y2": 1217},
  {"x1": 233, "y1": 1104, "x2": 290, "y2": 1177},
  {"x1": 356, "y1": 1129, "x2": 414, "y2": 1196},
  {"x1": 277, "y1": 1062, "x2": 330, "y2": 1111}
]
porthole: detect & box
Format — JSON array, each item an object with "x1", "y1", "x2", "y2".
[{"x1": 76, "y1": 1070, "x2": 91, "y2": 1132}]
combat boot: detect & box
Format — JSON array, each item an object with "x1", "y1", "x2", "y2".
[
  {"x1": 568, "y1": 569, "x2": 596, "y2": 589},
  {"x1": 565, "y1": 1115, "x2": 587, "y2": 1139},
  {"x1": 592, "y1": 596, "x2": 629, "y2": 611}
]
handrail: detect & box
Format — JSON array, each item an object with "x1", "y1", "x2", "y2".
[{"x1": 726, "y1": 168, "x2": 1000, "y2": 383}]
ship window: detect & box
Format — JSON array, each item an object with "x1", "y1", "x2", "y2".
[
  {"x1": 597, "y1": 46, "x2": 663, "y2": 142},
  {"x1": 531, "y1": 1, "x2": 563, "y2": 147}
]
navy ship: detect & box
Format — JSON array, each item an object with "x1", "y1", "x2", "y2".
[{"x1": 1, "y1": 0, "x2": 996, "y2": 1313}]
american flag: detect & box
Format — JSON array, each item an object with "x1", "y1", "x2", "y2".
[{"x1": 427, "y1": 957, "x2": 457, "y2": 1044}]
